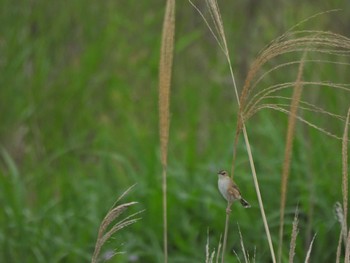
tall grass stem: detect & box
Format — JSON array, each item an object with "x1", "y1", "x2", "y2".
[
  {"x1": 190, "y1": 1, "x2": 277, "y2": 262},
  {"x1": 278, "y1": 54, "x2": 305, "y2": 263},
  {"x1": 342, "y1": 107, "x2": 350, "y2": 240},
  {"x1": 158, "y1": 0, "x2": 175, "y2": 262},
  {"x1": 221, "y1": 211, "x2": 230, "y2": 263}
]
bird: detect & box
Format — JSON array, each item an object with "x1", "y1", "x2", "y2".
[{"x1": 217, "y1": 170, "x2": 250, "y2": 213}]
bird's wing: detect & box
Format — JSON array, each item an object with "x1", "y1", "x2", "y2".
[{"x1": 228, "y1": 183, "x2": 241, "y2": 198}]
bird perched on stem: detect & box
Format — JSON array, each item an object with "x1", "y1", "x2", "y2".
[{"x1": 217, "y1": 170, "x2": 250, "y2": 214}]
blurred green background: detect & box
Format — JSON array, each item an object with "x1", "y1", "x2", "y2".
[{"x1": 1, "y1": 0, "x2": 350, "y2": 262}]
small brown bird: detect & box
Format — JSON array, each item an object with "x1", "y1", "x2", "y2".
[{"x1": 217, "y1": 170, "x2": 250, "y2": 213}]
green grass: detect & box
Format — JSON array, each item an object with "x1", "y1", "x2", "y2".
[{"x1": 1, "y1": 1, "x2": 350, "y2": 262}]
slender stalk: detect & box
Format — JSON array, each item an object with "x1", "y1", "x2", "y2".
[
  {"x1": 346, "y1": 229, "x2": 350, "y2": 263},
  {"x1": 225, "y1": 6, "x2": 277, "y2": 263},
  {"x1": 162, "y1": 168, "x2": 168, "y2": 262},
  {"x1": 342, "y1": 107, "x2": 350, "y2": 240},
  {"x1": 189, "y1": 1, "x2": 276, "y2": 261},
  {"x1": 242, "y1": 125, "x2": 277, "y2": 263},
  {"x1": 216, "y1": 234, "x2": 222, "y2": 263},
  {"x1": 278, "y1": 54, "x2": 305, "y2": 263},
  {"x1": 227, "y1": 26, "x2": 276, "y2": 263},
  {"x1": 158, "y1": 0, "x2": 175, "y2": 262},
  {"x1": 221, "y1": 207, "x2": 230, "y2": 263},
  {"x1": 336, "y1": 229, "x2": 343, "y2": 263}
]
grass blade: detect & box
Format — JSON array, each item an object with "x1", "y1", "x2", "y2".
[{"x1": 304, "y1": 233, "x2": 316, "y2": 263}]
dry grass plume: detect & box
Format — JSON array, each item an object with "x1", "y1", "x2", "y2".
[
  {"x1": 189, "y1": 4, "x2": 350, "y2": 262},
  {"x1": 158, "y1": 0, "x2": 175, "y2": 262},
  {"x1": 91, "y1": 185, "x2": 141, "y2": 263},
  {"x1": 240, "y1": 28, "x2": 350, "y2": 140},
  {"x1": 278, "y1": 53, "x2": 306, "y2": 263},
  {"x1": 288, "y1": 208, "x2": 299, "y2": 263}
]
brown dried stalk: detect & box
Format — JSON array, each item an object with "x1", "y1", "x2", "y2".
[
  {"x1": 158, "y1": 0, "x2": 175, "y2": 262},
  {"x1": 278, "y1": 53, "x2": 305, "y2": 263},
  {"x1": 189, "y1": 1, "x2": 276, "y2": 262},
  {"x1": 342, "y1": 107, "x2": 350, "y2": 239}
]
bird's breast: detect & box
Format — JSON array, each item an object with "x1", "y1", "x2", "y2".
[{"x1": 218, "y1": 177, "x2": 230, "y2": 200}]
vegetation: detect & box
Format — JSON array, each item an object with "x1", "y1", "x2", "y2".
[{"x1": 1, "y1": 1, "x2": 350, "y2": 262}]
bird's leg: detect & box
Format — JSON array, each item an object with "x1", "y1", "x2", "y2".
[{"x1": 226, "y1": 202, "x2": 232, "y2": 214}]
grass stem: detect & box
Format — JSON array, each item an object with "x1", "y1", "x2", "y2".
[{"x1": 221, "y1": 209, "x2": 230, "y2": 263}]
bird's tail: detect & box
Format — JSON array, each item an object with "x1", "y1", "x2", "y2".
[{"x1": 240, "y1": 198, "x2": 251, "y2": 208}]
